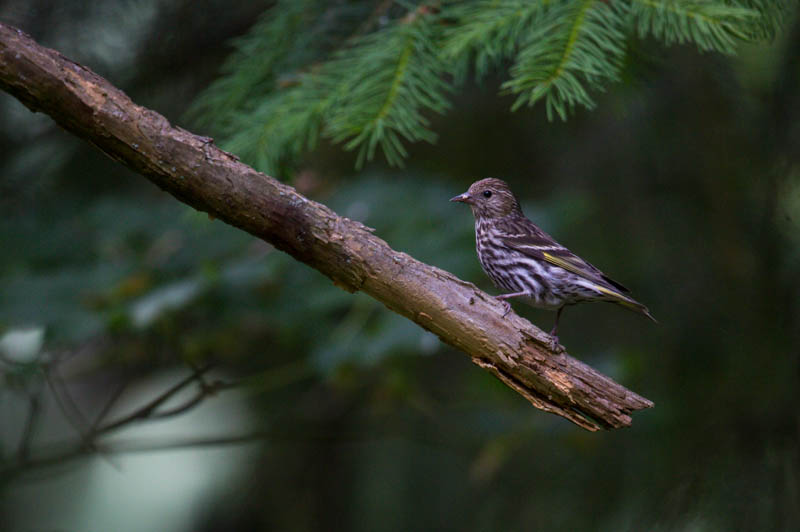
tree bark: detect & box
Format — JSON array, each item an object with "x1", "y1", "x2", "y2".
[{"x1": 0, "y1": 22, "x2": 653, "y2": 431}]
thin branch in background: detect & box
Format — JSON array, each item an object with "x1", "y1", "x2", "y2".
[
  {"x1": 40, "y1": 338, "x2": 114, "y2": 442},
  {"x1": 89, "y1": 376, "x2": 131, "y2": 432},
  {"x1": 50, "y1": 363, "x2": 91, "y2": 430},
  {"x1": 2, "y1": 363, "x2": 239, "y2": 479},
  {"x1": 16, "y1": 391, "x2": 42, "y2": 462},
  {"x1": 95, "y1": 364, "x2": 215, "y2": 435},
  {"x1": 104, "y1": 432, "x2": 270, "y2": 453},
  {"x1": 43, "y1": 357, "x2": 123, "y2": 467},
  {"x1": 149, "y1": 378, "x2": 236, "y2": 420},
  {"x1": 185, "y1": 359, "x2": 216, "y2": 395},
  {"x1": 43, "y1": 362, "x2": 89, "y2": 442},
  {"x1": 2, "y1": 432, "x2": 271, "y2": 479}
]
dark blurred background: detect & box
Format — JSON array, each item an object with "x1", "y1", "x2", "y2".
[{"x1": 1, "y1": 1, "x2": 799, "y2": 531}]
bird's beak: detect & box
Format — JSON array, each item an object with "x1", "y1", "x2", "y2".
[{"x1": 450, "y1": 192, "x2": 474, "y2": 204}]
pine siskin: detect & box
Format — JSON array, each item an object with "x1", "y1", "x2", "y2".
[{"x1": 451, "y1": 178, "x2": 655, "y2": 342}]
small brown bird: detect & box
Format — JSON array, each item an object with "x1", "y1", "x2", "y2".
[{"x1": 451, "y1": 178, "x2": 655, "y2": 342}]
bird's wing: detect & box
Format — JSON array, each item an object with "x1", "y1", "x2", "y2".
[{"x1": 500, "y1": 233, "x2": 631, "y2": 294}]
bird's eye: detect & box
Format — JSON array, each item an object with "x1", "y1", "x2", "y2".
[{"x1": 483, "y1": 190, "x2": 492, "y2": 198}]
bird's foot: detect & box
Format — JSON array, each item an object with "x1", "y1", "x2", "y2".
[
  {"x1": 546, "y1": 336, "x2": 564, "y2": 353},
  {"x1": 549, "y1": 336, "x2": 561, "y2": 351},
  {"x1": 547, "y1": 327, "x2": 562, "y2": 352},
  {"x1": 495, "y1": 297, "x2": 512, "y2": 317}
]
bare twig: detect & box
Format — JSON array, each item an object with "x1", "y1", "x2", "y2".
[
  {"x1": 95, "y1": 364, "x2": 214, "y2": 435},
  {"x1": 101, "y1": 432, "x2": 270, "y2": 453},
  {"x1": 43, "y1": 363, "x2": 89, "y2": 441},
  {"x1": 2, "y1": 361, "x2": 238, "y2": 480},
  {"x1": 16, "y1": 391, "x2": 42, "y2": 462},
  {"x1": 1, "y1": 432, "x2": 270, "y2": 479},
  {"x1": 150, "y1": 378, "x2": 234, "y2": 420},
  {"x1": 89, "y1": 377, "x2": 131, "y2": 432}
]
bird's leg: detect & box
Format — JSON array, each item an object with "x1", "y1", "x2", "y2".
[
  {"x1": 549, "y1": 306, "x2": 564, "y2": 344},
  {"x1": 494, "y1": 291, "x2": 531, "y2": 318}
]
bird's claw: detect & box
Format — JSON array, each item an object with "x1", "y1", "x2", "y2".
[
  {"x1": 495, "y1": 297, "x2": 512, "y2": 317},
  {"x1": 545, "y1": 325, "x2": 563, "y2": 352},
  {"x1": 548, "y1": 335, "x2": 562, "y2": 352}
]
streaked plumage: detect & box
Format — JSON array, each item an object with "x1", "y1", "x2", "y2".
[{"x1": 451, "y1": 178, "x2": 655, "y2": 342}]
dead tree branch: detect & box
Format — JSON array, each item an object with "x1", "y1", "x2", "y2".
[{"x1": 0, "y1": 22, "x2": 652, "y2": 431}]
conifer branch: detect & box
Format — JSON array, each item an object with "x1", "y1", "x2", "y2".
[
  {"x1": 324, "y1": 13, "x2": 450, "y2": 167},
  {"x1": 503, "y1": 1, "x2": 627, "y2": 120},
  {"x1": 0, "y1": 22, "x2": 653, "y2": 431},
  {"x1": 188, "y1": 0, "x2": 323, "y2": 129},
  {"x1": 629, "y1": 0, "x2": 758, "y2": 53},
  {"x1": 441, "y1": 0, "x2": 546, "y2": 80},
  {"x1": 188, "y1": 0, "x2": 786, "y2": 169},
  {"x1": 736, "y1": 0, "x2": 794, "y2": 40}
]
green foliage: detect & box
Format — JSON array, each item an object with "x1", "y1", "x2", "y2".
[
  {"x1": 189, "y1": 0, "x2": 353, "y2": 131},
  {"x1": 628, "y1": 0, "x2": 758, "y2": 53},
  {"x1": 502, "y1": 1, "x2": 628, "y2": 120},
  {"x1": 739, "y1": 0, "x2": 796, "y2": 40},
  {"x1": 208, "y1": 7, "x2": 451, "y2": 172},
  {"x1": 191, "y1": 0, "x2": 790, "y2": 172},
  {"x1": 223, "y1": 74, "x2": 330, "y2": 175},
  {"x1": 441, "y1": 1, "x2": 547, "y2": 82},
  {"x1": 324, "y1": 16, "x2": 451, "y2": 168}
]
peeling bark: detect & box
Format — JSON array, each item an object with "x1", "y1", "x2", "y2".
[{"x1": 0, "y1": 22, "x2": 652, "y2": 430}]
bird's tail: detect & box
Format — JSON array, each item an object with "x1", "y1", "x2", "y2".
[
  {"x1": 616, "y1": 298, "x2": 658, "y2": 323},
  {"x1": 593, "y1": 283, "x2": 657, "y2": 323}
]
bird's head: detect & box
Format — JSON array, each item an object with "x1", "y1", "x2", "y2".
[{"x1": 450, "y1": 178, "x2": 521, "y2": 219}]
